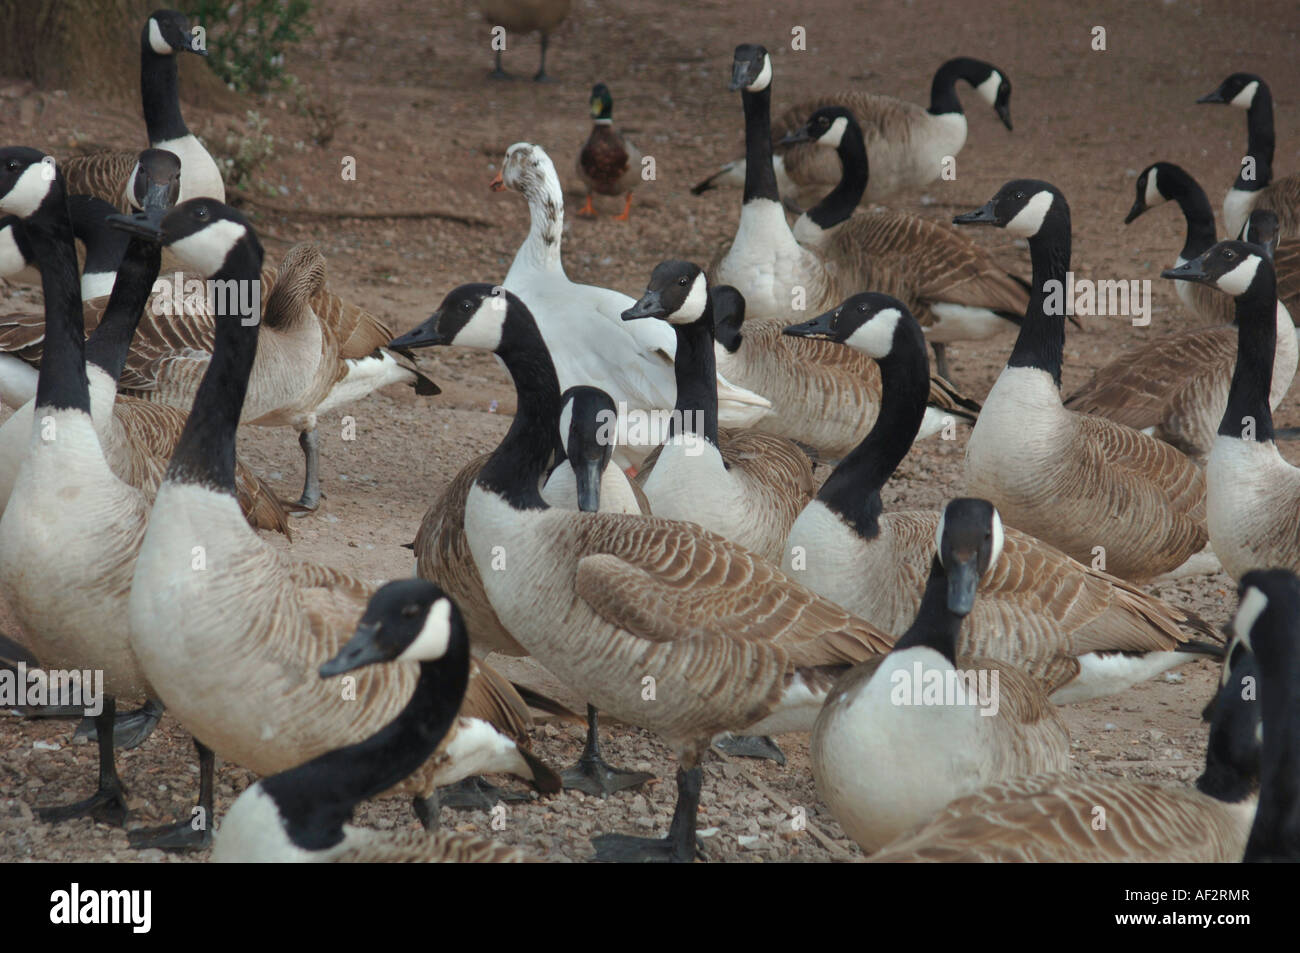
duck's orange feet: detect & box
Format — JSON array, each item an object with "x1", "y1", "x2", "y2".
[
  {"x1": 613, "y1": 193, "x2": 633, "y2": 221},
  {"x1": 576, "y1": 195, "x2": 597, "y2": 218}
]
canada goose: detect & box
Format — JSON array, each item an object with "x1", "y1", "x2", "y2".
[
  {"x1": 1234, "y1": 569, "x2": 1300, "y2": 860},
  {"x1": 491, "y1": 142, "x2": 770, "y2": 466},
  {"x1": 59, "y1": 10, "x2": 224, "y2": 211},
  {"x1": 1123, "y1": 161, "x2": 1300, "y2": 323},
  {"x1": 576, "y1": 83, "x2": 641, "y2": 221},
  {"x1": 710, "y1": 284, "x2": 979, "y2": 460},
  {"x1": 0, "y1": 193, "x2": 438, "y2": 511},
  {"x1": 776, "y1": 104, "x2": 1031, "y2": 379},
  {"x1": 479, "y1": 0, "x2": 570, "y2": 81},
  {"x1": 692, "y1": 56, "x2": 1013, "y2": 209},
  {"x1": 621, "y1": 261, "x2": 813, "y2": 561},
  {"x1": 117, "y1": 199, "x2": 559, "y2": 838},
  {"x1": 0, "y1": 157, "x2": 290, "y2": 536},
  {"x1": 213, "y1": 580, "x2": 533, "y2": 863},
  {"x1": 390, "y1": 282, "x2": 893, "y2": 862},
  {"x1": 1198, "y1": 73, "x2": 1300, "y2": 240},
  {"x1": 414, "y1": 386, "x2": 655, "y2": 797},
  {"x1": 868, "y1": 575, "x2": 1275, "y2": 863},
  {"x1": 811, "y1": 497, "x2": 1069, "y2": 853},
  {"x1": 953, "y1": 180, "x2": 1208, "y2": 582},
  {"x1": 1066, "y1": 208, "x2": 1297, "y2": 462},
  {"x1": 1163, "y1": 240, "x2": 1300, "y2": 580},
  {"x1": 783, "y1": 292, "x2": 1219, "y2": 700},
  {"x1": 711, "y1": 50, "x2": 1029, "y2": 377},
  {"x1": 0, "y1": 146, "x2": 217, "y2": 849}
]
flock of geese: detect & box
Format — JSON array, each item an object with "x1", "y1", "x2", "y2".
[{"x1": 0, "y1": 12, "x2": 1298, "y2": 863}]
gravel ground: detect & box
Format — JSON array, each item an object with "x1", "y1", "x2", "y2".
[{"x1": 1, "y1": 0, "x2": 1297, "y2": 861}]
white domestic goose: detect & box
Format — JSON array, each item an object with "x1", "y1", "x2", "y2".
[{"x1": 492, "y1": 142, "x2": 770, "y2": 466}]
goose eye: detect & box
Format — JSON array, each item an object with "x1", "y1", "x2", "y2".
[
  {"x1": 1224, "y1": 250, "x2": 1236, "y2": 260},
  {"x1": 1013, "y1": 191, "x2": 1025, "y2": 201},
  {"x1": 461, "y1": 299, "x2": 473, "y2": 311},
  {"x1": 678, "y1": 277, "x2": 688, "y2": 286},
  {"x1": 401, "y1": 604, "x2": 420, "y2": 618},
  {"x1": 194, "y1": 205, "x2": 209, "y2": 221},
  {"x1": 6, "y1": 159, "x2": 19, "y2": 173}
]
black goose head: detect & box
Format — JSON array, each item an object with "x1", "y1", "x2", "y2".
[
  {"x1": 779, "y1": 106, "x2": 857, "y2": 148},
  {"x1": 1197, "y1": 72, "x2": 1264, "y2": 109},
  {"x1": 131, "y1": 148, "x2": 183, "y2": 225},
  {"x1": 1240, "y1": 209, "x2": 1279, "y2": 260},
  {"x1": 146, "y1": 9, "x2": 207, "y2": 57},
  {"x1": 1196, "y1": 627, "x2": 1262, "y2": 800},
  {"x1": 559, "y1": 385, "x2": 618, "y2": 513},
  {"x1": 936, "y1": 498, "x2": 1005, "y2": 616},
  {"x1": 0, "y1": 147, "x2": 61, "y2": 222},
  {"x1": 622, "y1": 260, "x2": 709, "y2": 325},
  {"x1": 945, "y1": 58, "x2": 1013, "y2": 129},
  {"x1": 710, "y1": 285, "x2": 747, "y2": 353},
  {"x1": 320, "y1": 580, "x2": 466, "y2": 677},
  {"x1": 110, "y1": 197, "x2": 262, "y2": 279},
  {"x1": 590, "y1": 82, "x2": 614, "y2": 121},
  {"x1": 1125, "y1": 161, "x2": 1188, "y2": 224},
  {"x1": 389, "y1": 282, "x2": 529, "y2": 354},
  {"x1": 784, "y1": 291, "x2": 919, "y2": 360},
  {"x1": 953, "y1": 178, "x2": 1066, "y2": 239},
  {"x1": 1161, "y1": 240, "x2": 1272, "y2": 298},
  {"x1": 730, "y1": 43, "x2": 771, "y2": 92}
]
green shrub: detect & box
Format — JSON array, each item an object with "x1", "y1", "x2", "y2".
[{"x1": 193, "y1": 0, "x2": 314, "y2": 93}]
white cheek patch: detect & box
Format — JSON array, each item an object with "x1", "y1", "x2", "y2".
[
  {"x1": 1144, "y1": 169, "x2": 1163, "y2": 208},
  {"x1": 1004, "y1": 191, "x2": 1055, "y2": 237},
  {"x1": 748, "y1": 54, "x2": 773, "y2": 92},
  {"x1": 168, "y1": 219, "x2": 247, "y2": 277},
  {"x1": 0, "y1": 224, "x2": 27, "y2": 276},
  {"x1": 1232, "y1": 587, "x2": 1269, "y2": 649},
  {"x1": 819, "y1": 116, "x2": 849, "y2": 149},
  {"x1": 558, "y1": 398, "x2": 574, "y2": 448},
  {"x1": 81, "y1": 270, "x2": 116, "y2": 301},
  {"x1": 453, "y1": 296, "x2": 507, "y2": 351},
  {"x1": 933, "y1": 508, "x2": 947, "y2": 557},
  {"x1": 988, "y1": 507, "x2": 1004, "y2": 571},
  {"x1": 397, "y1": 598, "x2": 453, "y2": 662},
  {"x1": 1230, "y1": 80, "x2": 1259, "y2": 109},
  {"x1": 671, "y1": 273, "x2": 709, "y2": 324},
  {"x1": 148, "y1": 18, "x2": 173, "y2": 55},
  {"x1": 0, "y1": 162, "x2": 53, "y2": 220},
  {"x1": 844, "y1": 307, "x2": 902, "y2": 359},
  {"x1": 976, "y1": 71, "x2": 1002, "y2": 106},
  {"x1": 1215, "y1": 255, "x2": 1262, "y2": 296}
]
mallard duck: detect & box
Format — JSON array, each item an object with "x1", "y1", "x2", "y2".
[{"x1": 576, "y1": 83, "x2": 642, "y2": 221}]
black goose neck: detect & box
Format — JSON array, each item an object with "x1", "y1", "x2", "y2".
[
  {"x1": 140, "y1": 38, "x2": 188, "y2": 144},
  {"x1": 1243, "y1": 628, "x2": 1300, "y2": 861},
  {"x1": 1238, "y1": 82, "x2": 1275, "y2": 192},
  {"x1": 929, "y1": 58, "x2": 979, "y2": 116},
  {"x1": 83, "y1": 236, "x2": 162, "y2": 380},
  {"x1": 263, "y1": 635, "x2": 470, "y2": 852},
  {"x1": 1168, "y1": 172, "x2": 1219, "y2": 259},
  {"x1": 816, "y1": 322, "x2": 929, "y2": 538},
  {"x1": 163, "y1": 251, "x2": 262, "y2": 492},
  {"x1": 69, "y1": 196, "x2": 130, "y2": 280},
  {"x1": 30, "y1": 186, "x2": 90, "y2": 415},
  {"x1": 670, "y1": 310, "x2": 720, "y2": 446},
  {"x1": 741, "y1": 86, "x2": 781, "y2": 204},
  {"x1": 1007, "y1": 214, "x2": 1071, "y2": 387},
  {"x1": 805, "y1": 119, "x2": 868, "y2": 231},
  {"x1": 479, "y1": 313, "x2": 564, "y2": 510},
  {"x1": 892, "y1": 558, "x2": 962, "y2": 665},
  {"x1": 1219, "y1": 274, "x2": 1278, "y2": 441}
]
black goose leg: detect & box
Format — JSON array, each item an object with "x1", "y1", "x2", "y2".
[
  {"x1": 561, "y1": 705, "x2": 654, "y2": 797},
  {"x1": 293, "y1": 428, "x2": 321, "y2": 513},
  {"x1": 489, "y1": 47, "x2": 510, "y2": 80},
  {"x1": 74, "y1": 698, "x2": 164, "y2": 750},
  {"x1": 36, "y1": 696, "x2": 128, "y2": 826},
  {"x1": 127, "y1": 739, "x2": 214, "y2": 851},
  {"x1": 533, "y1": 34, "x2": 552, "y2": 82},
  {"x1": 591, "y1": 765, "x2": 703, "y2": 863},
  {"x1": 713, "y1": 732, "x2": 787, "y2": 765},
  {"x1": 931, "y1": 342, "x2": 951, "y2": 381},
  {"x1": 412, "y1": 791, "x2": 441, "y2": 830}
]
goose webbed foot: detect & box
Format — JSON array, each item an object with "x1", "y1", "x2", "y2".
[
  {"x1": 291, "y1": 428, "x2": 321, "y2": 514},
  {"x1": 436, "y1": 775, "x2": 533, "y2": 811},
  {"x1": 576, "y1": 194, "x2": 597, "y2": 218},
  {"x1": 74, "y1": 698, "x2": 164, "y2": 750},
  {"x1": 127, "y1": 739, "x2": 214, "y2": 852},
  {"x1": 561, "y1": 705, "x2": 654, "y2": 797},
  {"x1": 488, "y1": 48, "x2": 513, "y2": 81},
  {"x1": 37, "y1": 698, "x2": 128, "y2": 827},
  {"x1": 591, "y1": 765, "x2": 703, "y2": 863},
  {"x1": 713, "y1": 732, "x2": 786, "y2": 765}
]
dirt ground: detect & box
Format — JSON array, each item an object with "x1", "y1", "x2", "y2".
[{"x1": 1, "y1": 0, "x2": 1298, "y2": 862}]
